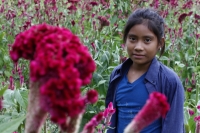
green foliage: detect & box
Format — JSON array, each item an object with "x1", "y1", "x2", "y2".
[
  {"x1": 0, "y1": 115, "x2": 26, "y2": 133},
  {"x1": 0, "y1": 0, "x2": 199, "y2": 132}
]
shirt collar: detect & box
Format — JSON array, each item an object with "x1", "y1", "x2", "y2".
[
  {"x1": 145, "y1": 57, "x2": 160, "y2": 84},
  {"x1": 119, "y1": 57, "x2": 160, "y2": 84}
]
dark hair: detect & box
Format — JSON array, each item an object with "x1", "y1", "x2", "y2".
[{"x1": 123, "y1": 8, "x2": 165, "y2": 57}]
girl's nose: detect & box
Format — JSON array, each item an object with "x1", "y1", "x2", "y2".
[{"x1": 134, "y1": 41, "x2": 143, "y2": 51}]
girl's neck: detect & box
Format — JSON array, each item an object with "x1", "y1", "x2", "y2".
[{"x1": 130, "y1": 62, "x2": 151, "y2": 73}]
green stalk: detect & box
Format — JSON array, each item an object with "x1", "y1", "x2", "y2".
[
  {"x1": 44, "y1": 120, "x2": 46, "y2": 133},
  {"x1": 196, "y1": 86, "x2": 199, "y2": 105},
  {"x1": 17, "y1": 102, "x2": 22, "y2": 133}
]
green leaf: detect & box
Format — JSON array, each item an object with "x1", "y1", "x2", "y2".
[
  {"x1": 4, "y1": 71, "x2": 11, "y2": 77},
  {"x1": 20, "y1": 90, "x2": 29, "y2": 109},
  {"x1": 0, "y1": 115, "x2": 12, "y2": 122},
  {"x1": 110, "y1": 15, "x2": 118, "y2": 25},
  {"x1": 178, "y1": 63, "x2": 185, "y2": 68},
  {"x1": 3, "y1": 89, "x2": 16, "y2": 108},
  {"x1": 97, "y1": 80, "x2": 107, "y2": 87},
  {"x1": 159, "y1": 56, "x2": 169, "y2": 61},
  {"x1": 0, "y1": 115, "x2": 26, "y2": 133},
  {"x1": 0, "y1": 86, "x2": 7, "y2": 97},
  {"x1": 14, "y1": 90, "x2": 26, "y2": 109}
]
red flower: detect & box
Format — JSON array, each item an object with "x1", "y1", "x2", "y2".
[
  {"x1": 195, "y1": 116, "x2": 200, "y2": 122},
  {"x1": 71, "y1": 20, "x2": 75, "y2": 26},
  {"x1": 68, "y1": 0, "x2": 79, "y2": 3},
  {"x1": 178, "y1": 13, "x2": 188, "y2": 23},
  {"x1": 8, "y1": 76, "x2": 14, "y2": 90},
  {"x1": 124, "y1": 92, "x2": 170, "y2": 133},
  {"x1": 182, "y1": 0, "x2": 193, "y2": 9},
  {"x1": 97, "y1": 16, "x2": 110, "y2": 30},
  {"x1": 169, "y1": 0, "x2": 178, "y2": 7},
  {"x1": 90, "y1": 42, "x2": 96, "y2": 51},
  {"x1": 187, "y1": 88, "x2": 192, "y2": 92},
  {"x1": 86, "y1": 89, "x2": 98, "y2": 104},
  {"x1": 195, "y1": 14, "x2": 200, "y2": 19},
  {"x1": 0, "y1": 99, "x2": 2, "y2": 110},
  {"x1": 10, "y1": 23, "x2": 96, "y2": 131},
  {"x1": 68, "y1": 5, "x2": 77, "y2": 11},
  {"x1": 90, "y1": 2, "x2": 98, "y2": 6},
  {"x1": 196, "y1": 34, "x2": 200, "y2": 40},
  {"x1": 178, "y1": 12, "x2": 193, "y2": 24},
  {"x1": 188, "y1": 109, "x2": 194, "y2": 116},
  {"x1": 97, "y1": 16, "x2": 110, "y2": 27},
  {"x1": 103, "y1": 102, "x2": 115, "y2": 125},
  {"x1": 81, "y1": 112, "x2": 104, "y2": 133},
  {"x1": 188, "y1": 11, "x2": 193, "y2": 16}
]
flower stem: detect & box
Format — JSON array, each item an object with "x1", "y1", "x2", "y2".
[{"x1": 24, "y1": 82, "x2": 47, "y2": 133}]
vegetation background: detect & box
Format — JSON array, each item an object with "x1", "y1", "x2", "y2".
[{"x1": 0, "y1": 0, "x2": 200, "y2": 132}]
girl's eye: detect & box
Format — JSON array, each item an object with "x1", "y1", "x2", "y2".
[
  {"x1": 145, "y1": 38, "x2": 151, "y2": 43},
  {"x1": 129, "y1": 37, "x2": 136, "y2": 41}
]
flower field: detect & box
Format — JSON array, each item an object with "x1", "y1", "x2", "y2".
[{"x1": 0, "y1": 0, "x2": 200, "y2": 132}]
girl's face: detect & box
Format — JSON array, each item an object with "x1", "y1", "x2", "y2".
[{"x1": 126, "y1": 24, "x2": 161, "y2": 67}]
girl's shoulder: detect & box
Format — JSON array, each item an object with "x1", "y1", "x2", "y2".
[{"x1": 159, "y1": 62, "x2": 182, "y2": 85}]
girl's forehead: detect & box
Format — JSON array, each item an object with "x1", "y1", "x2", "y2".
[{"x1": 128, "y1": 24, "x2": 155, "y2": 35}]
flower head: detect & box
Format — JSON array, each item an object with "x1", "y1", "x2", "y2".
[
  {"x1": 196, "y1": 34, "x2": 200, "y2": 40},
  {"x1": 81, "y1": 112, "x2": 104, "y2": 133},
  {"x1": 10, "y1": 23, "x2": 96, "y2": 131},
  {"x1": 169, "y1": 0, "x2": 178, "y2": 8},
  {"x1": 188, "y1": 109, "x2": 194, "y2": 116},
  {"x1": 97, "y1": 16, "x2": 110, "y2": 29},
  {"x1": 86, "y1": 89, "x2": 98, "y2": 104},
  {"x1": 124, "y1": 92, "x2": 170, "y2": 133},
  {"x1": 103, "y1": 102, "x2": 115, "y2": 125},
  {"x1": 197, "y1": 105, "x2": 200, "y2": 110},
  {"x1": 178, "y1": 13, "x2": 188, "y2": 24},
  {"x1": 90, "y1": 2, "x2": 98, "y2": 6},
  {"x1": 195, "y1": 14, "x2": 200, "y2": 19},
  {"x1": 182, "y1": 0, "x2": 193, "y2": 9},
  {"x1": 195, "y1": 116, "x2": 200, "y2": 122},
  {"x1": 0, "y1": 99, "x2": 2, "y2": 110}
]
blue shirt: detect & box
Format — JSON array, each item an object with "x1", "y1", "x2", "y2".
[
  {"x1": 116, "y1": 71, "x2": 161, "y2": 133},
  {"x1": 105, "y1": 57, "x2": 185, "y2": 133}
]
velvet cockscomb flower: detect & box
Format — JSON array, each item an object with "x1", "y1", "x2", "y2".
[
  {"x1": 182, "y1": 0, "x2": 193, "y2": 9},
  {"x1": 187, "y1": 88, "x2": 192, "y2": 92},
  {"x1": 178, "y1": 12, "x2": 193, "y2": 24},
  {"x1": 0, "y1": 99, "x2": 2, "y2": 110},
  {"x1": 196, "y1": 34, "x2": 200, "y2": 40},
  {"x1": 195, "y1": 14, "x2": 200, "y2": 19},
  {"x1": 188, "y1": 109, "x2": 194, "y2": 116},
  {"x1": 103, "y1": 102, "x2": 115, "y2": 126},
  {"x1": 169, "y1": 0, "x2": 178, "y2": 7},
  {"x1": 178, "y1": 13, "x2": 188, "y2": 24},
  {"x1": 195, "y1": 116, "x2": 200, "y2": 133},
  {"x1": 124, "y1": 92, "x2": 170, "y2": 133},
  {"x1": 81, "y1": 112, "x2": 104, "y2": 133},
  {"x1": 97, "y1": 16, "x2": 110, "y2": 30},
  {"x1": 86, "y1": 89, "x2": 98, "y2": 104},
  {"x1": 9, "y1": 23, "x2": 96, "y2": 132},
  {"x1": 90, "y1": 1, "x2": 98, "y2": 6}
]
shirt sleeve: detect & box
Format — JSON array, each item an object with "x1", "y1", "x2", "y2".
[{"x1": 162, "y1": 76, "x2": 185, "y2": 133}]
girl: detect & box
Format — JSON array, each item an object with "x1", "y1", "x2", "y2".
[{"x1": 105, "y1": 8, "x2": 184, "y2": 133}]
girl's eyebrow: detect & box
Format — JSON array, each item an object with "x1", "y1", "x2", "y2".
[
  {"x1": 127, "y1": 34, "x2": 137, "y2": 36},
  {"x1": 128, "y1": 34, "x2": 154, "y2": 38},
  {"x1": 143, "y1": 35, "x2": 154, "y2": 38}
]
